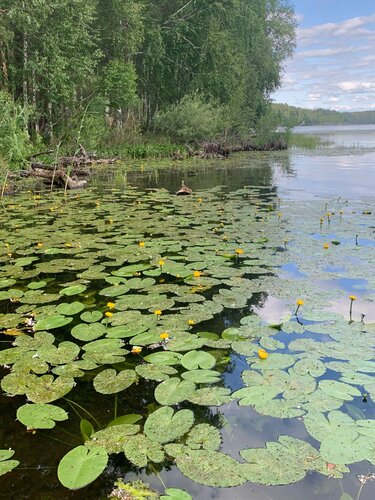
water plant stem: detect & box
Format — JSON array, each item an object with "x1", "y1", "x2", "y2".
[
  {"x1": 0, "y1": 171, "x2": 9, "y2": 199},
  {"x1": 356, "y1": 482, "x2": 365, "y2": 500},
  {"x1": 150, "y1": 464, "x2": 167, "y2": 490},
  {"x1": 114, "y1": 393, "x2": 118, "y2": 419},
  {"x1": 64, "y1": 398, "x2": 101, "y2": 428}
]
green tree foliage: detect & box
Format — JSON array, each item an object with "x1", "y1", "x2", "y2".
[{"x1": 0, "y1": 0, "x2": 296, "y2": 159}]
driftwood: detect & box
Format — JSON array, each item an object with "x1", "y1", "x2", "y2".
[
  {"x1": 23, "y1": 145, "x2": 116, "y2": 189},
  {"x1": 185, "y1": 138, "x2": 287, "y2": 159}
]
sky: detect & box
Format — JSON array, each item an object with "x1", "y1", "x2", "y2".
[{"x1": 272, "y1": 0, "x2": 375, "y2": 111}]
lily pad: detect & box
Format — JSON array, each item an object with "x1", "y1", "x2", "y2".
[
  {"x1": 57, "y1": 446, "x2": 108, "y2": 490},
  {"x1": 16, "y1": 403, "x2": 69, "y2": 429},
  {"x1": 123, "y1": 434, "x2": 164, "y2": 467},
  {"x1": 155, "y1": 377, "x2": 196, "y2": 405},
  {"x1": 181, "y1": 350, "x2": 216, "y2": 370},
  {"x1": 0, "y1": 449, "x2": 19, "y2": 477},
  {"x1": 93, "y1": 369, "x2": 137, "y2": 394},
  {"x1": 144, "y1": 406, "x2": 194, "y2": 444}
]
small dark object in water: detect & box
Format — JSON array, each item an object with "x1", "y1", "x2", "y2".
[
  {"x1": 176, "y1": 180, "x2": 192, "y2": 196},
  {"x1": 363, "y1": 394, "x2": 368, "y2": 403},
  {"x1": 187, "y1": 170, "x2": 198, "y2": 177}
]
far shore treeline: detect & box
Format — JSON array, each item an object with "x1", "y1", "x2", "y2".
[
  {"x1": 0, "y1": 0, "x2": 296, "y2": 168},
  {"x1": 273, "y1": 103, "x2": 375, "y2": 127}
]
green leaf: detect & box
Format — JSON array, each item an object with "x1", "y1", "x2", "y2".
[
  {"x1": 186, "y1": 424, "x2": 221, "y2": 451},
  {"x1": 56, "y1": 302, "x2": 85, "y2": 315},
  {"x1": 59, "y1": 285, "x2": 87, "y2": 296},
  {"x1": 135, "y1": 363, "x2": 177, "y2": 381},
  {"x1": 106, "y1": 414, "x2": 142, "y2": 427},
  {"x1": 57, "y1": 446, "x2": 108, "y2": 490},
  {"x1": 0, "y1": 449, "x2": 19, "y2": 477},
  {"x1": 80, "y1": 419, "x2": 94, "y2": 441},
  {"x1": 188, "y1": 387, "x2": 233, "y2": 406},
  {"x1": 71, "y1": 323, "x2": 106, "y2": 341},
  {"x1": 175, "y1": 449, "x2": 247, "y2": 487},
  {"x1": 144, "y1": 406, "x2": 194, "y2": 444},
  {"x1": 144, "y1": 351, "x2": 182, "y2": 366},
  {"x1": 319, "y1": 380, "x2": 361, "y2": 401},
  {"x1": 160, "y1": 488, "x2": 193, "y2": 500},
  {"x1": 80, "y1": 311, "x2": 103, "y2": 323},
  {"x1": 34, "y1": 315, "x2": 73, "y2": 331},
  {"x1": 155, "y1": 377, "x2": 196, "y2": 405},
  {"x1": 123, "y1": 434, "x2": 164, "y2": 467},
  {"x1": 26, "y1": 375, "x2": 75, "y2": 404},
  {"x1": 181, "y1": 350, "x2": 216, "y2": 370},
  {"x1": 93, "y1": 369, "x2": 137, "y2": 394},
  {"x1": 17, "y1": 403, "x2": 69, "y2": 429},
  {"x1": 181, "y1": 369, "x2": 221, "y2": 384},
  {"x1": 86, "y1": 425, "x2": 140, "y2": 453}
]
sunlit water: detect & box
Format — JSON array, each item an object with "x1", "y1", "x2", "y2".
[{"x1": 1, "y1": 125, "x2": 375, "y2": 500}]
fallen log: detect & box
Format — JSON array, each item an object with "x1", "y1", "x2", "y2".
[{"x1": 22, "y1": 145, "x2": 116, "y2": 190}]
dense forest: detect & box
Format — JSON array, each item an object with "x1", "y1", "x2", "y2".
[
  {"x1": 273, "y1": 103, "x2": 375, "y2": 127},
  {"x1": 0, "y1": 0, "x2": 296, "y2": 167}
]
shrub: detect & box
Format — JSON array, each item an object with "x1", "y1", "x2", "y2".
[
  {"x1": 153, "y1": 93, "x2": 226, "y2": 143},
  {"x1": 0, "y1": 91, "x2": 32, "y2": 166}
]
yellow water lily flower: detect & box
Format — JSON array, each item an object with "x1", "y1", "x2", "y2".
[
  {"x1": 159, "y1": 332, "x2": 169, "y2": 340},
  {"x1": 323, "y1": 243, "x2": 329, "y2": 249},
  {"x1": 159, "y1": 259, "x2": 165, "y2": 267},
  {"x1": 131, "y1": 346, "x2": 143, "y2": 354},
  {"x1": 296, "y1": 299, "x2": 304, "y2": 306},
  {"x1": 187, "y1": 319, "x2": 195, "y2": 326},
  {"x1": 154, "y1": 309, "x2": 162, "y2": 316},
  {"x1": 139, "y1": 241, "x2": 145, "y2": 247},
  {"x1": 106, "y1": 302, "x2": 116, "y2": 309},
  {"x1": 349, "y1": 295, "x2": 357, "y2": 301},
  {"x1": 235, "y1": 248, "x2": 244, "y2": 255},
  {"x1": 105, "y1": 311, "x2": 113, "y2": 318},
  {"x1": 258, "y1": 349, "x2": 268, "y2": 359},
  {"x1": 193, "y1": 271, "x2": 201, "y2": 278}
]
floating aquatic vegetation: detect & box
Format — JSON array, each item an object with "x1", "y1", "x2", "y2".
[{"x1": 1, "y1": 186, "x2": 375, "y2": 494}]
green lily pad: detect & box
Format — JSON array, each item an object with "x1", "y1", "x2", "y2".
[
  {"x1": 71, "y1": 323, "x2": 106, "y2": 341},
  {"x1": 86, "y1": 424, "x2": 141, "y2": 453},
  {"x1": 59, "y1": 284, "x2": 87, "y2": 296},
  {"x1": 135, "y1": 364, "x2": 178, "y2": 381},
  {"x1": 123, "y1": 434, "x2": 164, "y2": 467},
  {"x1": 26, "y1": 375, "x2": 75, "y2": 404},
  {"x1": 144, "y1": 406, "x2": 194, "y2": 444},
  {"x1": 181, "y1": 350, "x2": 216, "y2": 370},
  {"x1": 93, "y1": 369, "x2": 137, "y2": 394},
  {"x1": 144, "y1": 351, "x2": 182, "y2": 366},
  {"x1": 181, "y1": 369, "x2": 221, "y2": 384},
  {"x1": 160, "y1": 488, "x2": 192, "y2": 500},
  {"x1": 155, "y1": 377, "x2": 196, "y2": 405},
  {"x1": 0, "y1": 449, "x2": 19, "y2": 477},
  {"x1": 34, "y1": 315, "x2": 73, "y2": 331},
  {"x1": 80, "y1": 311, "x2": 103, "y2": 323},
  {"x1": 175, "y1": 449, "x2": 247, "y2": 487},
  {"x1": 187, "y1": 387, "x2": 233, "y2": 406},
  {"x1": 56, "y1": 302, "x2": 85, "y2": 316},
  {"x1": 58, "y1": 446, "x2": 108, "y2": 490},
  {"x1": 186, "y1": 424, "x2": 221, "y2": 451},
  {"x1": 17, "y1": 403, "x2": 69, "y2": 429}
]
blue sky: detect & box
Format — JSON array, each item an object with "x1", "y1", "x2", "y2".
[{"x1": 272, "y1": 0, "x2": 375, "y2": 111}]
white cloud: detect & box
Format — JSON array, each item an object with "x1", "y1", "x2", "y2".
[{"x1": 272, "y1": 12, "x2": 375, "y2": 111}]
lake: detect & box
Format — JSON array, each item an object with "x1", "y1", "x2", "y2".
[{"x1": 1, "y1": 125, "x2": 375, "y2": 500}]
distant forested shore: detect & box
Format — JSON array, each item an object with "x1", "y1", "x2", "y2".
[{"x1": 273, "y1": 103, "x2": 375, "y2": 127}]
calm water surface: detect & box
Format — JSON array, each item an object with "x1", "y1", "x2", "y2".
[{"x1": 2, "y1": 125, "x2": 375, "y2": 500}]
